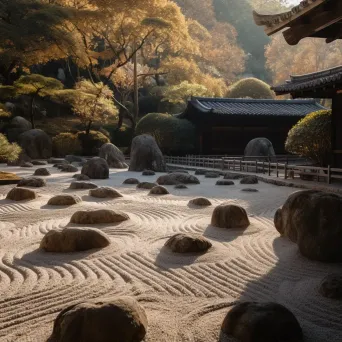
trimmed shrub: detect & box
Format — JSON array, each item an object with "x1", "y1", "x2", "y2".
[
  {"x1": 135, "y1": 113, "x2": 195, "y2": 155},
  {"x1": 285, "y1": 110, "x2": 331, "y2": 166},
  {"x1": 111, "y1": 125, "x2": 134, "y2": 148},
  {"x1": 52, "y1": 133, "x2": 82, "y2": 157},
  {"x1": 227, "y1": 78, "x2": 275, "y2": 99},
  {"x1": 77, "y1": 130, "x2": 110, "y2": 156},
  {"x1": 0, "y1": 134, "x2": 22, "y2": 162}
]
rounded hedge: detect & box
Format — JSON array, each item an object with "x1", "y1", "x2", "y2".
[
  {"x1": 285, "y1": 110, "x2": 331, "y2": 166},
  {"x1": 227, "y1": 78, "x2": 275, "y2": 99},
  {"x1": 77, "y1": 130, "x2": 110, "y2": 156},
  {"x1": 135, "y1": 113, "x2": 195, "y2": 155}
]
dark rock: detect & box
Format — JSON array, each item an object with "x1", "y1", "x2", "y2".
[
  {"x1": 70, "y1": 209, "x2": 129, "y2": 224},
  {"x1": 81, "y1": 157, "x2": 109, "y2": 179},
  {"x1": 34, "y1": 168, "x2": 50, "y2": 176},
  {"x1": 48, "y1": 194, "x2": 82, "y2": 206},
  {"x1": 169, "y1": 170, "x2": 189, "y2": 174},
  {"x1": 137, "y1": 182, "x2": 157, "y2": 190},
  {"x1": 240, "y1": 176, "x2": 258, "y2": 184},
  {"x1": 59, "y1": 164, "x2": 78, "y2": 173},
  {"x1": 65, "y1": 155, "x2": 87, "y2": 163},
  {"x1": 195, "y1": 169, "x2": 206, "y2": 175},
  {"x1": 31, "y1": 160, "x2": 48, "y2": 166},
  {"x1": 157, "y1": 173, "x2": 200, "y2": 185},
  {"x1": 49, "y1": 297, "x2": 147, "y2": 342},
  {"x1": 6, "y1": 116, "x2": 31, "y2": 142},
  {"x1": 40, "y1": 228, "x2": 109, "y2": 252},
  {"x1": 165, "y1": 233, "x2": 212, "y2": 253},
  {"x1": 216, "y1": 180, "x2": 234, "y2": 186},
  {"x1": 244, "y1": 137, "x2": 276, "y2": 161},
  {"x1": 21, "y1": 162, "x2": 34, "y2": 168},
  {"x1": 73, "y1": 174, "x2": 90, "y2": 181},
  {"x1": 142, "y1": 169, "x2": 155, "y2": 176},
  {"x1": 274, "y1": 190, "x2": 342, "y2": 262},
  {"x1": 211, "y1": 203, "x2": 250, "y2": 229},
  {"x1": 7, "y1": 152, "x2": 31, "y2": 166},
  {"x1": 6, "y1": 187, "x2": 37, "y2": 201},
  {"x1": 189, "y1": 197, "x2": 212, "y2": 206},
  {"x1": 48, "y1": 158, "x2": 66, "y2": 164},
  {"x1": 241, "y1": 188, "x2": 259, "y2": 192},
  {"x1": 89, "y1": 187, "x2": 123, "y2": 199},
  {"x1": 69, "y1": 181, "x2": 98, "y2": 190},
  {"x1": 221, "y1": 302, "x2": 302, "y2": 342},
  {"x1": 224, "y1": 172, "x2": 241, "y2": 180},
  {"x1": 17, "y1": 177, "x2": 46, "y2": 187},
  {"x1": 129, "y1": 134, "x2": 166, "y2": 172},
  {"x1": 149, "y1": 185, "x2": 169, "y2": 195},
  {"x1": 99, "y1": 143, "x2": 128, "y2": 168},
  {"x1": 123, "y1": 178, "x2": 140, "y2": 185},
  {"x1": 319, "y1": 274, "x2": 342, "y2": 299},
  {"x1": 205, "y1": 172, "x2": 220, "y2": 178},
  {"x1": 18, "y1": 129, "x2": 52, "y2": 159},
  {"x1": 174, "y1": 184, "x2": 188, "y2": 189}
]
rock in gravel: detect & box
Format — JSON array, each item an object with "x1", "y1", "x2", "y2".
[
  {"x1": 189, "y1": 197, "x2": 212, "y2": 206},
  {"x1": 40, "y1": 227, "x2": 110, "y2": 252},
  {"x1": 195, "y1": 169, "x2": 206, "y2": 175},
  {"x1": 129, "y1": 134, "x2": 166, "y2": 172},
  {"x1": 6, "y1": 187, "x2": 37, "y2": 201},
  {"x1": 174, "y1": 184, "x2": 188, "y2": 189},
  {"x1": 244, "y1": 137, "x2": 276, "y2": 161},
  {"x1": 81, "y1": 157, "x2": 109, "y2": 179},
  {"x1": 59, "y1": 164, "x2": 78, "y2": 173},
  {"x1": 241, "y1": 188, "x2": 259, "y2": 192},
  {"x1": 32, "y1": 160, "x2": 48, "y2": 166},
  {"x1": 205, "y1": 171, "x2": 220, "y2": 178},
  {"x1": 47, "y1": 194, "x2": 82, "y2": 206},
  {"x1": 165, "y1": 233, "x2": 212, "y2": 253},
  {"x1": 34, "y1": 168, "x2": 51, "y2": 176},
  {"x1": 137, "y1": 182, "x2": 157, "y2": 190},
  {"x1": 99, "y1": 143, "x2": 128, "y2": 168},
  {"x1": 17, "y1": 177, "x2": 46, "y2": 187},
  {"x1": 65, "y1": 155, "x2": 87, "y2": 164},
  {"x1": 18, "y1": 129, "x2": 52, "y2": 159},
  {"x1": 240, "y1": 175, "x2": 258, "y2": 184},
  {"x1": 49, "y1": 297, "x2": 147, "y2": 342},
  {"x1": 223, "y1": 172, "x2": 242, "y2": 180},
  {"x1": 216, "y1": 180, "x2": 234, "y2": 186},
  {"x1": 211, "y1": 203, "x2": 250, "y2": 229},
  {"x1": 169, "y1": 170, "x2": 189, "y2": 174},
  {"x1": 69, "y1": 181, "x2": 98, "y2": 190},
  {"x1": 123, "y1": 178, "x2": 140, "y2": 185},
  {"x1": 149, "y1": 185, "x2": 169, "y2": 195},
  {"x1": 48, "y1": 158, "x2": 66, "y2": 164},
  {"x1": 157, "y1": 172, "x2": 200, "y2": 185},
  {"x1": 89, "y1": 187, "x2": 123, "y2": 199},
  {"x1": 142, "y1": 169, "x2": 155, "y2": 176},
  {"x1": 73, "y1": 174, "x2": 90, "y2": 181},
  {"x1": 70, "y1": 209, "x2": 129, "y2": 224},
  {"x1": 274, "y1": 190, "x2": 342, "y2": 262},
  {"x1": 221, "y1": 302, "x2": 302, "y2": 342},
  {"x1": 319, "y1": 274, "x2": 342, "y2": 299},
  {"x1": 21, "y1": 162, "x2": 34, "y2": 168}
]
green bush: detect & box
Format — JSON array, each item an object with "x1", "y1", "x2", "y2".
[
  {"x1": 227, "y1": 78, "x2": 275, "y2": 99},
  {"x1": 0, "y1": 133, "x2": 22, "y2": 162},
  {"x1": 285, "y1": 110, "x2": 331, "y2": 166},
  {"x1": 77, "y1": 130, "x2": 110, "y2": 156},
  {"x1": 52, "y1": 133, "x2": 82, "y2": 157},
  {"x1": 111, "y1": 125, "x2": 134, "y2": 148},
  {"x1": 135, "y1": 113, "x2": 195, "y2": 155}
]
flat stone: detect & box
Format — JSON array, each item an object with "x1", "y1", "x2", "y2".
[
  {"x1": 137, "y1": 182, "x2": 157, "y2": 190},
  {"x1": 123, "y1": 178, "x2": 140, "y2": 185},
  {"x1": 165, "y1": 233, "x2": 212, "y2": 253},
  {"x1": 149, "y1": 186, "x2": 169, "y2": 195},
  {"x1": 216, "y1": 180, "x2": 234, "y2": 186},
  {"x1": 6, "y1": 187, "x2": 37, "y2": 201},
  {"x1": 189, "y1": 197, "x2": 212, "y2": 206},
  {"x1": 142, "y1": 170, "x2": 155, "y2": 176},
  {"x1": 48, "y1": 194, "x2": 82, "y2": 206},
  {"x1": 17, "y1": 177, "x2": 46, "y2": 187},
  {"x1": 34, "y1": 168, "x2": 51, "y2": 176},
  {"x1": 89, "y1": 187, "x2": 123, "y2": 199},
  {"x1": 69, "y1": 181, "x2": 98, "y2": 190},
  {"x1": 319, "y1": 274, "x2": 342, "y2": 299},
  {"x1": 70, "y1": 209, "x2": 129, "y2": 224}
]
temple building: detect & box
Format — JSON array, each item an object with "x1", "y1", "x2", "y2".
[
  {"x1": 254, "y1": 0, "x2": 342, "y2": 166},
  {"x1": 178, "y1": 97, "x2": 323, "y2": 155}
]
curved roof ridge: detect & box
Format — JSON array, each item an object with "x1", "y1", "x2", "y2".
[{"x1": 193, "y1": 97, "x2": 318, "y2": 104}]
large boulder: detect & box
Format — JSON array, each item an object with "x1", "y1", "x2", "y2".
[
  {"x1": 221, "y1": 302, "x2": 302, "y2": 342},
  {"x1": 6, "y1": 187, "x2": 37, "y2": 201},
  {"x1": 240, "y1": 175, "x2": 258, "y2": 184},
  {"x1": 244, "y1": 137, "x2": 276, "y2": 161},
  {"x1": 17, "y1": 177, "x2": 46, "y2": 187},
  {"x1": 6, "y1": 116, "x2": 31, "y2": 142},
  {"x1": 34, "y1": 168, "x2": 51, "y2": 176},
  {"x1": 274, "y1": 190, "x2": 342, "y2": 262},
  {"x1": 99, "y1": 143, "x2": 128, "y2": 168},
  {"x1": 18, "y1": 129, "x2": 52, "y2": 159},
  {"x1": 70, "y1": 209, "x2": 129, "y2": 224},
  {"x1": 157, "y1": 172, "x2": 200, "y2": 185},
  {"x1": 89, "y1": 187, "x2": 123, "y2": 199},
  {"x1": 165, "y1": 233, "x2": 212, "y2": 253},
  {"x1": 49, "y1": 297, "x2": 147, "y2": 342},
  {"x1": 81, "y1": 157, "x2": 109, "y2": 179},
  {"x1": 40, "y1": 228, "x2": 110, "y2": 252},
  {"x1": 211, "y1": 204, "x2": 250, "y2": 229},
  {"x1": 48, "y1": 195, "x2": 82, "y2": 206},
  {"x1": 129, "y1": 134, "x2": 166, "y2": 172}
]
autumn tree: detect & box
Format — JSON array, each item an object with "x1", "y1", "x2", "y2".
[{"x1": 0, "y1": 134, "x2": 21, "y2": 162}]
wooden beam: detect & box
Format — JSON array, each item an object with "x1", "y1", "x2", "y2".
[{"x1": 283, "y1": 2, "x2": 342, "y2": 45}]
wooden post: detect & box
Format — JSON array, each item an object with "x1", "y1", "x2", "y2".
[
  {"x1": 262, "y1": 161, "x2": 265, "y2": 174},
  {"x1": 328, "y1": 165, "x2": 331, "y2": 184},
  {"x1": 284, "y1": 163, "x2": 288, "y2": 179},
  {"x1": 276, "y1": 163, "x2": 279, "y2": 177},
  {"x1": 240, "y1": 160, "x2": 242, "y2": 171},
  {"x1": 255, "y1": 160, "x2": 258, "y2": 173},
  {"x1": 221, "y1": 158, "x2": 224, "y2": 170},
  {"x1": 268, "y1": 162, "x2": 271, "y2": 176}
]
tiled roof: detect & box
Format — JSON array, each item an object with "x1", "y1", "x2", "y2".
[
  {"x1": 185, "y1": 97, "x2": 325, "y2": 117},
  {"x1": 253, "y1": 0, "x2": 327, "y2": 34},
  {"x1": 272, "y1": 65, "x2": 342, "y2": 94}
]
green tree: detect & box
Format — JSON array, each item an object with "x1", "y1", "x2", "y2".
[
  {"x1": 227, "y1": 78, "x2": 275, "y2": 99},
  {"x1": 0, "y1": 134, "x2": 21, "y2": 162},
  {"x1": 285, "y1": 110, "x2": 331, "y2": 166}
]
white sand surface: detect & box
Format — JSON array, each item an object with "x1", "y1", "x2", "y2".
[{"x1": 0, "y1": 164, "x2": 341, "y2": 341}]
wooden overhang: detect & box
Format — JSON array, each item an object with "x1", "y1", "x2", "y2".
[
  {"x1": 253, "y1": 0, "x2": 342, "y2": 45},
  {"x1": 272, "y1": 65, "x2": 342, "y2": 98}
]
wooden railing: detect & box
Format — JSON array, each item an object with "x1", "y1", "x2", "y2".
[{"x1": 165, "y1": 155, "x2": 342, "y2": 185}]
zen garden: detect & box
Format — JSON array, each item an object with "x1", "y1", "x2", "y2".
[{"x1": 1, "y1": 0, "x2": 342, "y2": 341}]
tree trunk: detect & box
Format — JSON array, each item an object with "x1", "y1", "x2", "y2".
[
  {"x1": 30, "y1": 95, "x2": 36, "y2": 129},
  {"x1": 133, "y1": 41, "x2": 139, "y2": 122},
  {"x1": 86, "y1": 120, "x2": 92, "y2": 135}
]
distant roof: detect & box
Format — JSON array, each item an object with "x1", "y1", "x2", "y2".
[
  {"x1": 179, "y1": 97, "x2": 325, "y2": 118},
  {"x1": 253, "y1": 0, "x2": 327, "y2": 36},
  {"x1": 272, "y1": 65, "x2": 342, "y2": 95}
]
